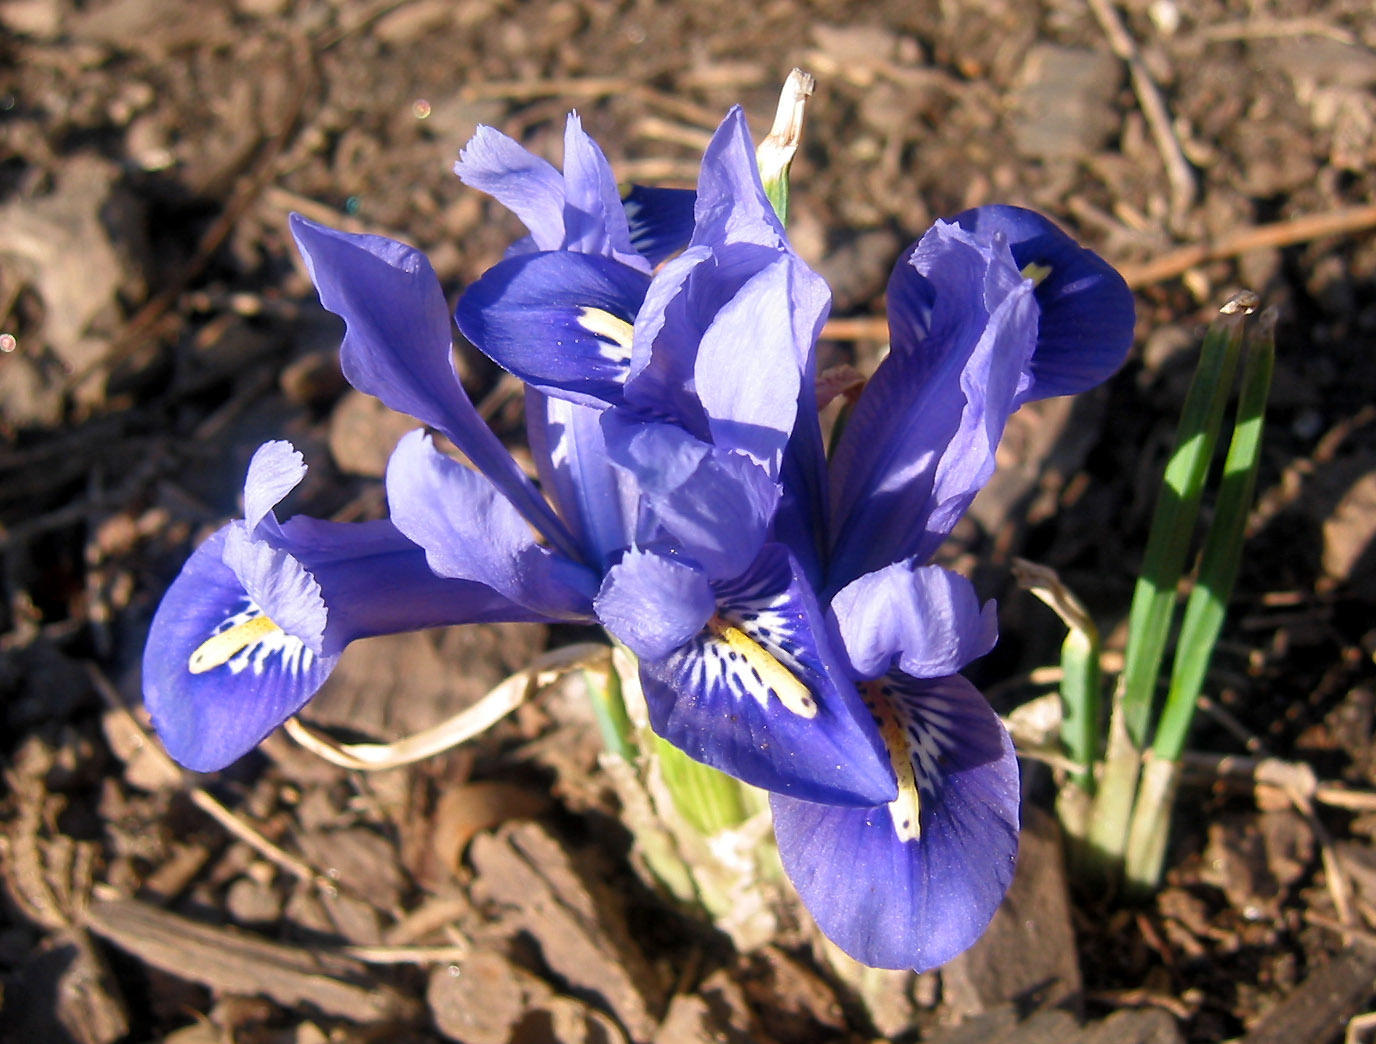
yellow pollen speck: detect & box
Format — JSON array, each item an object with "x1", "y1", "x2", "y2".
[
  {"x1": 863, "y1": 681, "x2": 921, "y2": 841},
  {"x1": 1021, "y1": 261, "x2": 1052, "y2": 286},
  {"x1": 576, "y1": 307, "x2": 634, "y2": 351},
  {"x1": 188, "y1": 615, "x2": 281, "y2": 674},
  {"x1": 708, "y1": 616, "x2": 817, "y2": 718}
]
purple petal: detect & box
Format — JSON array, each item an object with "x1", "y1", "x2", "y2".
[
  {"x1": 640, "y1": 544, "x2": 895, "y2": 806},
  {"x1": 289, "y1": 215, "x2": 577, "y2": 559},
  {"x1": 145, "y1": 528, "x2": 339, "y2": 771},
  {"x1": 830, "y1": 563, "x2": 998, "y2": 679},
  {"x1": 691, "y1": 107, "x2": 786, "y2": 251},
  {"x1": 622, "y1": 185, "x2": 696, "y2": 265},
  {"x1": 594, "y1": 549, "x2": 715, "y2": 661},
  {"x1": 144, "y1": 519, "x2": 552, "y2": 772},
  {"x1": 560, "y1": 113, "x2": 649, "y2": 271},
  {"x1": 385, "y1": 430, "x2": 597, "y2": 618},
  {"x1": 279, "y1": 516, "x2": 559, "y2": 639},
  {"x1": 454, "y1": 124, "x2": 566, "y2": 251},
  {"x1": 526, "y1": 390, "x2": 638, "y2": 569},
  {"x1": 954, "y1": 205, "x2": 1135, "y2": 401},
  {"x1": 771, "y1": 673, "x2": 1019, "y2": 970},
  {"x1": 455, "y1": 250, "x2": 650, "y2": 408},
  {"x1": 692, "y1": 257, "x2": 808, "y2": 472},
  {"x1": 243, "y1": 440, "x2": 306, "y2": 533},
  {"x1": 827, "y1": 221, "x2": 1038, "y2": 589},
  {"x1": 602, "y1": 415, "x2": 779, "y2": 581},
  {"x1": 623, "y1": 109, "x2": 831, "y2": 471}
]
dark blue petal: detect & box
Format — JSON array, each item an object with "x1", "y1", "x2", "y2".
[
  {"x1": 385, "y1": 430, "x2": 598, "y2": 618},
  {"x1": 454, "y1": 124, "x2": 566, "y2": 251},
  {"x1": 560, "y1": 113, "x2": 649, "y2": 272},
  {"x1": 526, "y1": 390, "x2": 637, "y2": 570},
  {"x1": 456, "y1": 250, "x2": 651, "y2": 409},
  {"x1": 953, "y1": 205, "x2": 1134, "y2": 402},
  {"x1": 280, "y1": 516, "x2": 560, "y2": 639},
  {"x1": 774, "y1": 379, "x2": 829, "y2": 588},
  {"x1": 827, "y1": 221, "x2": 1038, "y2": 590},
  {"x1": 289, "y1": 215, "x2": 579, "y2": 561},
  {"x1": 830, "y1": 563, "x2": 997, "y2": 679},
  {"x1": 640, "y1": 544, "x2": 896, "y2": 806},
  {"x1": 622, "y1": 185, "x2": 696, "y2": 265},
  {"x1": 144, "y1": 519, "x2": 553, "y2": 772},
  {"x1": 771, "y1": 673, "x2": 1019, "y2": 970},
  {"x1": 594, "y1": 549, "x2": 716, "y2": 661},
  {"x1": 602, "y1": 415, "x2": 779, "y2": 581},
  {"x1": 145, "y1": 527, "x2": 339, "y2": 772}
]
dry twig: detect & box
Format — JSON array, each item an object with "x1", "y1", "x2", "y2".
[{"x1": 1086, "y1": 0, "x2": 1196, "y2": 222}]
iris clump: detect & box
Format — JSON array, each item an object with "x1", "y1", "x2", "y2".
[{"x1": 143, "y1": 96, "x2": 1133, "y2": 971}]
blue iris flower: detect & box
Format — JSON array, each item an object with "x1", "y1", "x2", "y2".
[
  {"x1": 142, "y1": 103, "x2": 1135, "y2": 973},
  {"x1": 761, "y1": 209, "x2": 1134, "y2": 970},
  {"x1": 143, "y1": 109, "x2": 894, "y2": 810},
  {"x1": 448, "y1": 118, "x2": 1136, "y2": 967}
]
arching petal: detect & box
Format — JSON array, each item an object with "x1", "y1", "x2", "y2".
[
  {"x1": 952, "y1": 205, "x2": 1135, "y2": 402},
  {"x1": 830, "y1": 562, "x2": 997, "y2": 680},
  {"x1": 594, "y1": 549, "x2": 715, "y2": 661},
  {"x1": 243, "y1": 440, "x2": 306, "y2": 533},
  {"x1": 144, "y1": 521, "x2": 555, "y2": 772},
  {"x1": 385, "y1": 430, "x2": 598, "y2": 619},
  {"x1": 639, "y1": 544, "x2": 895, "y2": 807},
  {"x1": 827, "y1": 221, "x2": 1038, "y2": 590},
  {"x1": 289, "y1": 215, "x2": 578, "y2": 559},
  {"x1": 144, "y1": 527, "x2": 338, "y2": 772},
  {"x1": 771, "y1": 673, "x2": 1019, "y2": 970},
  {"x1": 455, "y1": 250, "x2": 650, "y2": 408}
]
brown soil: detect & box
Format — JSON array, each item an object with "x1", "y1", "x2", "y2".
[{"x1": 3, "y1": 1, "x2": 1376, "y2": 1042}]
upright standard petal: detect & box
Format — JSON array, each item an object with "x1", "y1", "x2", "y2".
[
  {"x1": 453, "y1": 124, "x2": 566, "y2": 251},
  {"x1": 385, "y1": 430, "x2": 598, "y2": 619},
  {"x1": 289, "y1": 215, "x2": 578, "y2": 560},
  {"x1": 771, "y1": 673, "x2": 1019, "y2": 970},
  {"x1": 638, "y1": 544, "x2": 896, "y2": 807},
  {"x1": 827, "y1": 221, "x2": 1038, "y2": 589},
  {"x1": 953, "y1": 205, "x2": 1135, "y2": 402},
  {"x1": 526, "y1": 390, "x2": 638, "y2": 569},
  {"x1": 560, "y1": 113, "x2": 649, "y2": 271},
  {"x1": 455, "y1": 250, "x2": 650, "y2": 408},
  {"x1": 624, "y1": 108, "x2": 831, "y2": 475}
]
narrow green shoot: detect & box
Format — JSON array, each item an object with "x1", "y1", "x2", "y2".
[
  {"x1": 1119, "y1": 293, "x2": 1254, "y2": 748},
  {"x1": 1122, "y1": 310, "x2": 1275, "y2": 891},
  {"x1": 1153, "y1": 311, "x2": 1275, "y2": 762}
]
